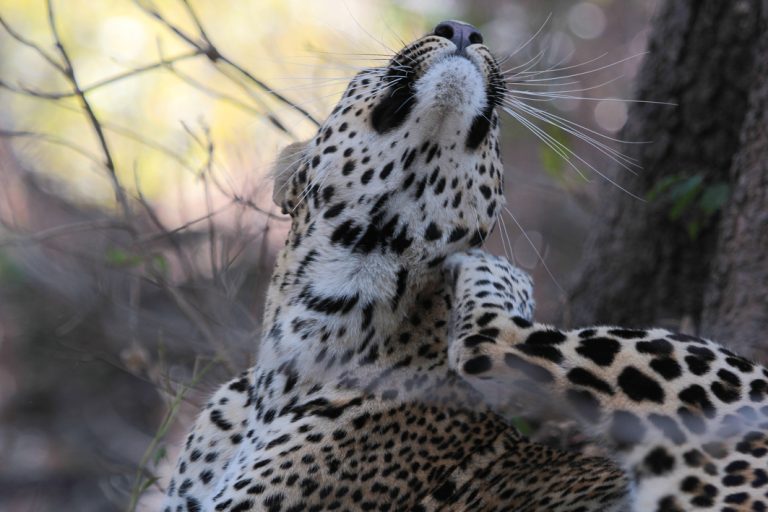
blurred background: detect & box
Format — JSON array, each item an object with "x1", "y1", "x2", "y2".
[{"x1": 0, "y1": 1, "x2": 658, "y2": 510}]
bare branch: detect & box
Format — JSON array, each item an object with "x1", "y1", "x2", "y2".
[
  {"x1": 218, "y1": 55, "x2": 321, "y2": 127},
  {"x1": 133, "y1": 0, "x2": 321, "y2": 128},
  {"x1": 1, "y1": 50, "x2": 202, "y2": 100},
  {"x1": 162, "y1": 62, "x2": 267, "y2": 119},
  {"x1": 133, "y1": 0, "x2": 205, "y2": 52},
  {"x1": 0, "y1": 128, "x2": 105, "y2": 166},
  {"x1": 200, "y1": 132, "x2": 220, "y2": 285},
  {"x1": 0, "y1": 219, "x2": 131, "y2": 248},
  {"x1": 156, "y1": 280, "x2": 237, "y2": 371},
  {"x1": 178, "y1": 0, "x2": 214, "y2": 48},
  {"x1": 45, "y1": 0, "x2": 132, "y2": 219},
  {"x1": 0, "y1": 14, "x2": 65, "y2": 72},
  {"x1": 207, "y1": 63, "x2": 297, "y2": 137},
  {"x1": 136, "y1": 202, "x2": 231, "y2": 247},
  {"x1": 2, "y1": 101, "x2": 287, "y2": 221}
]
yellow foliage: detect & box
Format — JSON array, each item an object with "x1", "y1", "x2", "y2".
[{"x1": 0, "y1": 0, "x2": 430, "y2": 207}]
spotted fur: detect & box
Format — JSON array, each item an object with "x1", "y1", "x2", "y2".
[
  {"x1": 163, "y1": 26, "x2": 628, "y2": 512},
  {"x1": 448, "y1": 250, "x2": 768, "y2": 512}
]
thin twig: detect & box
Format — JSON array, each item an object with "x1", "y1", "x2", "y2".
[
  {"x1": 136, "y1": 201, "x2": 234, "y2": 244},
  {"x1": 195, "y1": 124, "x2": 221, "y2": 285},
  {"x1": 1, "y1": 50, "x2": 202, "y2": 100},
  {"x1": 134, "y1": 185, "x2": 197, "y2": 279},
  {"x1": 0, "y1": 14, "x2": 65, "y2": 72},
  {"x1": 46, "y1": 0, "x2": 132, "y2": 219},
  {"x1": 126, "y1": 357, "x2": 217, "y2": 512},
  {"x1": 3, "y1": 102, "x2": 286, "y2": 222},
  {"x1": 208, "y1": 63, "x2": 296, "y2": 136},
  {"x1": 133, "y1": 0, "x2": 321, "y2": 127},
  {"x1": 128, "y1": 161, "x2": 236, "y2": 372},
  {"x1": 0, "y1": 129, "x2": 105, "y2": 166},
  {"x1": 0, "y1": 219, "x2": 131, "y2": 248},
  {"x1": 162, "y1": 61, "x2": 266, "y2": 119}
]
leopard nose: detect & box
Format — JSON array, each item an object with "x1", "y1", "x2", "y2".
[{"x1": 433, "y1": 20, "x2": 484, "y2": 52}]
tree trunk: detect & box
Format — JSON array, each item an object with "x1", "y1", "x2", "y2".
[
  {"x1": 567, "y1": 0, "x2": 766, "y2": 353},
  {"x1": 701, "y1": 18, "x2": 768, "y2": 360}
]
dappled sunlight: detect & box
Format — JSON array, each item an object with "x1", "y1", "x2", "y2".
[{"x1": 0, "y1": 0, "x2": 427, "y2": 210}]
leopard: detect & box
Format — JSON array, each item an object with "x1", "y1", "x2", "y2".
[
  {"x1": 446, "y1": 250, "x2": 768, "y2": 511},
  {"x1": 162, "y1": 20, "x2": 631, "y2": 512}
]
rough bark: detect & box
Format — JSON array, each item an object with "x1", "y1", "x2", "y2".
[
  {"x1": 568, "y1": 1, "x2": 764, "y2": 336},
  {"x1": 701, "y1": 15, "x2": 768, "y2": 359}
]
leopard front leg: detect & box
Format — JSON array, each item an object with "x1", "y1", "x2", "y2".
[
  {"x1": 442, "y1": 249, "x2": 630, "y2": 511},
  {"x1": 443, "y1": 249, "x2": 538, "y2": 409},
  {"x1": 443, "y1": 251, "x2": 768, "y2": 511}
]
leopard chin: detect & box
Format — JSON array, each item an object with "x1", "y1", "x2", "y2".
[
  {"x1": 371, "y1": 26, "x2": 502, "y2": 151},
  {"x1": 412, "y1": 55, "x2": 487, "y2": 135}
]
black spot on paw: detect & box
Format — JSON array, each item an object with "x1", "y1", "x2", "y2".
[
  {"x1": 516, "y1": 343, "x2": 563, "y2": 364},
  {"x1": 512, "y1": 316, "x2": 532, "y2": 328},
  {"x1": 524, "y1": 329, "x2": 566, "y2": 346},
  {"x1": 618, "y1": 366, "x2": 665, "y2": 403},
  {"x1": 576, "y1": 337, "x2": 621, "y2": 366},
  {"x1": 464, "y1": 355, "x2": 492, "y2": 375},
  {"x1": 425, "y1": 222, "x2": 443, "y2": 241},
  {"x1": 650, "y1": 357, "x2": 682, "y2": 381},
  {"x1": 608, "y1": 328, "x2": 647, "y2": 339},
  {"x1": 567, "y1": 367, "x2": 614, "y2": 396},
  {"x1": 644, "y1": 446, "x2": 675, "y2": 475},
  {"x1": 636, "y1": 338, "x2": 673, "y2": 355}
]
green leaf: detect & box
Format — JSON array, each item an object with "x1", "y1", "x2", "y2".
[
  {"x1": 138, "y1": 475, "x2": 160, "y2": 494},
  {"x1": 509, "y1": 416, "x2": 533, "y2": 436},
  {"x1": 153, "y1": 445, "x2": 167, "y2": 466},
  {"x1": 0, "y1": 251, "x2": 24, "y2": 285},
  {"x1": 687, "y1": 220, "x2": 701, "y2": 240},
  {"x1": 668, "y1": 175, "x2": 704, "y2": 220},
  {"x1": 646, "y1": 174, "x2": 683, "y2": 201},
  {"x1": 105, "y1": 248, "x2": 143, "y2": 267},
  {"x1": 698, "y1": 183, "x2": 730, "y2": 215},
  {"x1": 667, "y1": 174, "x2": 704, "y2": 200},
  {"x1": 150, "y1": 254, "x2": 169, "y2": 275},
  {"x1": 538, "y1": 125, "x2": 570, "y2": 181}
]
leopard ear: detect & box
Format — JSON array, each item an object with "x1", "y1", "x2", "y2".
[{"x1": 271, "y1": 140, "x2": 310, "y2": 215}]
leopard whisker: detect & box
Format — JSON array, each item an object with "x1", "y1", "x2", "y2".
[
  {"x1": 499, "y1": 47, "x2": 549, "y2": 76},
  {"x1": 503, "y1": 98, "x2": 640, "y2": 171},
  {"x1": 496, "y1": 212, "x2": 515, "y2": 264},
  {"x1": 506, "y1": 75, "x2": 624, "y2": 96},
  {"x1": 508, "y1": 53, "x2": 647, "y2": 83},
  {"x1": 502, "y1": 96, "x2": 642, "y2": 149},
  {"x1": 497, "y1": 13, "x2": 553, "y2": 63},
  {"x1": 503, "y1": 51, "x2": 609, "y2": 79},
  {"x1": 507, "y1": 90, "x2": 674, "y2": 106},
  {"x1": 502, "y1": 105, "x2": 588, "y2": 181},
  {"x1": 341, "y1": 3, "x2": 400, "y2": 57},
  {"x1": 502, "y1": 206, "x2": 563, "y2": 294},
  {"x1": 501, "y1": 104, "x2": 644, "y2": 200}
]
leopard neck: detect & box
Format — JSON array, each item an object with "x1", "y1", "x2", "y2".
[{"x1": 258, "y1": 225, "x2": 450, "y2": 384}]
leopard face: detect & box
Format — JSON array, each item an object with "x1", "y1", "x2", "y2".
[{"x1": 273, "y1": 30, "x2": 505, "y2": 264}]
